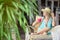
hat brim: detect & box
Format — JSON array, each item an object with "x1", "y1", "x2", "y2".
[
  {"x1": 41, "y1": 9, "x2": 45, "y2": 12},
  {"x1": 41, "y1": 8, "x2": 51, "y2": 13}
]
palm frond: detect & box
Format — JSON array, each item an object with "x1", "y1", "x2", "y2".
[{"x1": 0, "y1": 0, "x2": 38, "y2": 40}]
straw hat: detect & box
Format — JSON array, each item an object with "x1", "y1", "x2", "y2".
[{"x1": 41, "y1": 7, "x2": 51, "y2": 14}]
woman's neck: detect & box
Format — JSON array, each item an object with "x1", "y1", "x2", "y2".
[
  {"x1": 45, "y1": 16, "x2": 50, "y2": 20},
  {"x1": 44, "y1": 16, "x2": 50, "y2": 23}
]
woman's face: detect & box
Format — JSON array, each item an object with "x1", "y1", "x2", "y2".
[{"x1": 43, "y1": 11, "x2": 48, "y2": 16}]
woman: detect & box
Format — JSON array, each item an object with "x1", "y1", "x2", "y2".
[{"x1": 32, "y1": 7, "x2": 55, "y2": 35}]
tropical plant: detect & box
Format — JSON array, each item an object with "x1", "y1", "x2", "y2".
[{"x1": 0, "y1": 0, "x2": 38, "y2": 40}]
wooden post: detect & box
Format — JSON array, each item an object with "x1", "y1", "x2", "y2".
[
  {"x1": 59, "y1": 0, "x2": 60, "y2": 7},
  {"x1": 37, "y1": 0, "x2": 41, "y2": 16},
  {"x1": 51, "y1": 0, "x2": 54, "y2": 12},
  {"x1": 58, "y1": 0, "x2": 59, "y2": 8},
  {"x1": 45, "y1": 0, "x2": 47, "y2": 7}
]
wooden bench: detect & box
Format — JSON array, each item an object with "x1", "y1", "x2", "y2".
[{"x1": 30, "y1": 34, "x2": 52, "y2": 40}]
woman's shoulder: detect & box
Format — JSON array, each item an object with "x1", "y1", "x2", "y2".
[
  {"x1": 49, "y1": 17, "x2": 53, "y2": 22},
  {"x1": 50, "y1": 17, "x2": 53, "y2": 20}
]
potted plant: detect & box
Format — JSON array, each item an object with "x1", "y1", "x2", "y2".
[{"x1": 0, "y1": 0, "x2": 38, "y2": 40}]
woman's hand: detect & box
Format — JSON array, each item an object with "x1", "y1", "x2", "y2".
[
  {"x1": 37, "y1": 31, "x2": 43, "y2": 34},
  {"x1": 51, "y1": 12, "x2": 55, "y2": 19},
  {"x1": 32, "y1": 21, "x2": 36, "y2": 26},
  {"x1": 37, "y1": 27, "x2": 50, "y2": 34},
  {"x1": 37, "y1": 32, "x2": 47, "y2": 35},
  {"x1": 32, "y1": 16, "x2": 42, "y2": 26}
]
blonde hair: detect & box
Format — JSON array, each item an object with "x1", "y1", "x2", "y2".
[{"x1": 41, "y1": 7, "x2": 52, "y2": 17}]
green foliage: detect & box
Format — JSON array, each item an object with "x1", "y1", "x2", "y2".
[{"x1": 0, "y1": 0, "x2": 38, "y2": 40}]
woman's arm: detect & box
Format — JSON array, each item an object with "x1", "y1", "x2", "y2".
[
  {"x1": 51, "y1": 12, "x2": 56, "y2": 26},
  {"x1": 32, "y1": 21, "x2": 38, "y2": 26},
  {"x1": 32, "y1": 16, "x2": 42, "y2": 26},
  {"x1": 37, "y1": 27, "x2": 50, "y2": 34},
  {"x1": 52, "y1": 17, "x2": 56, "y2": 27}
]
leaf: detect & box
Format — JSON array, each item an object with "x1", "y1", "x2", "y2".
[
  {"x1": 6, "y1": 7, "x2": 12, "y2": 21},
  {"x1": 18, "y1": 4, "x2": 26, "y2": 12},
  {"x1": 31, "y1": 0, "x2": 38, "y2": 7},
  {"x1": 13, "y1": 9, "x2": 19, "y2": 16},
  {"x1": 0, "y1": 3, "x2": 3, "y2": 10},
  {"x1": 0, "y1": 8, "x2": 4, "y2": 40},
  {"x1": 9, "y1": 8, "x2": 16, "y2": 23},
  {"x1": 7, "y1": 33, "x2": 11, "y2": 40},
  {"x1": 0, "y1": 0, "x2": 3, "y2": 3},
  {"x1": 12, "y1": 1, "x2": 18, "y2": 9},
  {"x1": 3, "y1": 32, "x2": 8, "y2": 39}
]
